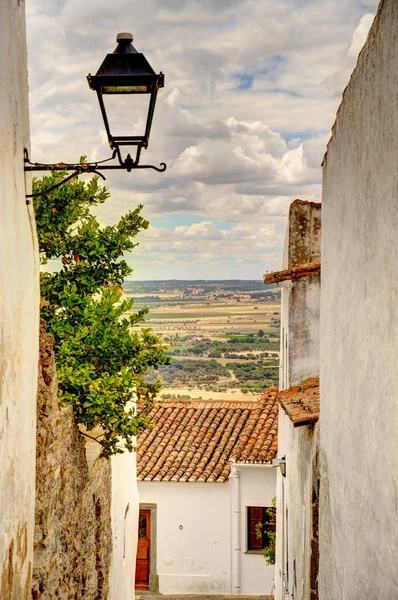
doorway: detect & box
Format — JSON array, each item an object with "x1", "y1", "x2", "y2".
[{"x1": 135, "y1": 509, "x2": 151, "y2": 590}]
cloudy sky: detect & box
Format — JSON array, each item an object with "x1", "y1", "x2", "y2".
[{"x1": 26, "y1": 0, "x2": 377, "y2": 280}]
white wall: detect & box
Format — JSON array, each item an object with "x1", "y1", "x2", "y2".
[
  {"x1": 279, "y1": 281, "x2": 291, "y2": 391},
  {"x1": 275, "y1": 417, "x2": 319, "y2": 600},
  {"x1": 288, "y1": 278, "x2": 320, "y2": 386},
  {"x1": 320, "y1": 1, "x2": 398, "y2": 598},
  {"x1": 275, "y1": 200, "x2": 321, "y2": 600},
  {"x1": 139, "y1": 481, "x2": 231, "y2": 594},
  {"x1": 280, "y1": 278, "x2": 320, "y2": 392},
  {"x1": 109, "y1": 450, "x2": 139, "y2": 600},
  {"x1": 0, "y1": 1, "x2": 40, "y2": 598},
  {"x1": 288, "y1": 426, "x2": 318, "y2": 600},
  {"x1": 279, "y1": 200, "x2": 321, "y2": 391},
  {"x1": 238, "y1": 466, "x2": 276, "y2": 596},
  {"x1": 139, "y1": 470, "x2": 276, "y2": 596},
  {"x1": 279, "y1": 218, "x2": 291, "y2": 391},
  {"x1": 274, "y1": 411, "x2": 290, "y2": 599}
]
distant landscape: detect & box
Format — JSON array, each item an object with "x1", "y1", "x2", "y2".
[{"x1": 124, "y1": 280, "x2": 281, "y2": 402}]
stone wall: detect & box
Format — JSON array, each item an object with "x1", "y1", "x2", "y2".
[
  {"x1": 0, "y1": 1, "x2": 40, "y2": 598},
  {"x1": 33, "y1": 322, "x2": 112, "y2": 599},
  {"x1": 287, "y1": 200, "x2": 321, "y2": 269},
  {"x1": 320, "y1": 0, "x2": 398, "y2": 597}
]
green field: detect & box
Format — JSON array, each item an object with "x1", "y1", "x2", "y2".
[{"x1": 126, "y1": 280, "x2": 281, "y2": 401}]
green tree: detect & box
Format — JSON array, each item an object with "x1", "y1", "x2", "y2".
[
  {"x1": 34, "y1": 170, "x2": 169, "y2": 457},
  {"x1": 258, "y1": 329, "x2": 265, "y2": 337},
  {"x1": 255, "y1": 496, "x2": 276, "y2": 565}
]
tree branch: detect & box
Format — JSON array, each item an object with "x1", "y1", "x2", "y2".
[{"x1": 80, "y1": 431, "x2": 105, "y2": 445}]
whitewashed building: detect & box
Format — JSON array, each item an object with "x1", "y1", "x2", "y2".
[
  {"x1": 84, "y1": 421, "x2": 140, "y2": 600},
  {"x1": 319, "y1": 0, "x2": 398, "y2": 597},
  {"x1": 0, "y1": 0, "x2": 40, "y2": 596},
  {"x1": 265, "y1": 200, "x2": 321, "y2": 600},
  {"x1": 136, "y1": 394, "x2": 279, "y2": 595}
]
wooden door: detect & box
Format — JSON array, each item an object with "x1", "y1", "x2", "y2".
[{"x1": 135, "y1": 509, "x2": 151, "y2": 590}]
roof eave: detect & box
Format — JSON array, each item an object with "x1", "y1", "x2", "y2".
[
  {"x1": 264, "y1": 262, "x2": 321, "y2": 285},
  {"x1": 292, "y1": 416, "x2": 319, "y2": 427}
]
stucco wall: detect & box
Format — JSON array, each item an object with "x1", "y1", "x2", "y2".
[
  {"x1": 138, "y1": 470, "x2": 276, "y2": 596},
  {"x1": 288, "y1": 277, "x2": 320, "y2": 387},
  {"x1": 288, "y1": 426, "x2": 318, "y2": 600},
  {"x1": 275, "y1": 199, "x2": 321, "y2": 600},
  {"x1": 0, "y1": 1, "x2": 40, "y2": 598},
  {"x1": 279, "y1": 277, "x2": 320, "y2": 390},
  {"x1": 109, "y1": 451, "x2": 139, "y2": 600},
  {"x1": 287, "y1": 201, "x2": 321, "y2": 269},
  {"x1": 320, "y1": 0, "x2": 398, "y2": 597},
  {"x1": 274, "y1": 412, "x2": 288, "y2": 598},
  {"x1": 138, "y1": 481, "x2": 232, "y2": 594},
  {"x1": 279, "y1": 201, "x2": 321, "y2": 390},
  {"x1": 238, "y1": 466, "x2": 276, "y2": 596},
  {"x1": 274, "y1": 415, "x2": 319, "y2": 600},
  {"x1": 279, "y1": 281, "x2": 291, "y2": 390}
]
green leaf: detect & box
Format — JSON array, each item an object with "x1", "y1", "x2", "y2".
[{"x1": 34, "y1": 173, "x2": 169, "y2": 457}]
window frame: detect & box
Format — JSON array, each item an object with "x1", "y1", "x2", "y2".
[{"x1": 246, "y1": 505, "x2": 275, "y2": 552}]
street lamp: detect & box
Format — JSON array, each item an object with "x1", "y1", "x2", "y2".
[
  {"x1": 24, "y1": 32, "x2": 166, "y2": 200},
  {"x1": 87, "y1": 32, "x2": 165, "y2": 171},
  {"x1": 272, "y1": 455, "x2": 287, "y2": 477}
]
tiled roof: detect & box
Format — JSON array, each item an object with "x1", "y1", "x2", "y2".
[
  {"x1": 137, "y1": 390, "x2": 279, "y2": 483},
  {"x1": 264, "y1": 262, "x2": 321, "y2": 285},
  {"x1": 278, "y1": 378, "x2": 320, "y2": 427}
]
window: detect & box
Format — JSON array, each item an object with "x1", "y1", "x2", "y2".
[
  {"x1": 247, "y1": 506, "x2": 276, "y2": 551},
  {"x1": 139, "y1": 512, "x2": 148, "y2": 538}
]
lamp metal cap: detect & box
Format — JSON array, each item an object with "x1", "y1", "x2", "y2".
[{"x1": 117, "y1": 32, "x2": 133, "y2": 43}]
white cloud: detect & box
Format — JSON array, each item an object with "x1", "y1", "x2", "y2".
[
  {"x1": 26, "y1": 0, "x2": 379, "y2": 279},
  {"x1": 175, "y1": 221, "x2": 225, "y2": 239},
  {"x1": 348, "y1": 13, "x2": 375, "y2": 58}
]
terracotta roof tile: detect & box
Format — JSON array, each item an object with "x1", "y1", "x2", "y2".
[
  {"x1": 137, "y1": 392, "x2": 279, "y2": 483},
  {"x1": 264, "y1": 262, "x2": 321, "y2": 285},
  {"x1": 278, "y1": 378, "x2": 320, "y2": 427}
]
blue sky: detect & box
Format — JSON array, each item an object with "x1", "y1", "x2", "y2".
[{"x1": 27, "y1": 0, "x2": 378, "y2": 280}]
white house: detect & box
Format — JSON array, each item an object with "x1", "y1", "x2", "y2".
[
  {"x1": 265, "y1": 200, "x2": 321, "y2": 600},
  {"x1": 136, "y1": 394, "x2": 279, "y2": 596}
]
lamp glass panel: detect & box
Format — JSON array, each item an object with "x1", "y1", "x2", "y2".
[
  {"x1": 102, "y1": 93, "x2": 151, "y2": 140},
  {"x1": 101, "y1": 84, "x2": 151, "y2": 94}
]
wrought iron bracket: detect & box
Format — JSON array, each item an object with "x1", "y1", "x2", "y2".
[{"x1": 23, "y1": 148, "x2": 166, "y2": 203}]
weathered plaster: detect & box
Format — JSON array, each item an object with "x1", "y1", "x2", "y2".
[
  {"x1": 275, "y1": 415, "x2": 320, "y2": 600},
  {"x1": 288, "y1": 277, "x2": 320, "y2": 387},
  {"x1": 139, "y1": 481, "x2": 232, "y2": 595},
  {"x1": 288, "y1": 201, "x2": 321, "y2": 268},
  {"x1": 0, "y1": 1, "x2": 40, "y2": 597},
  {"x1": 239, "y1": 466, "x2": 277, "y2": 595},
  {"x1": 320, "y1": 1, "x2": 398, "y2": 597},
  {"x1": 109, "y1": 450, "x2": 139, "y2": 600},
  {"x1": 279, "y1": 201, "x2": 321, "y2": 391},
  {"x1": 287, "y1": 425, "x2": 319, "y2": 600},
  {"x1": 138, "y1": 472, "x2": 276, "y2": 596},
  {"x1": 275, "y1": 200, "x2": 321, "y2": 600}
]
